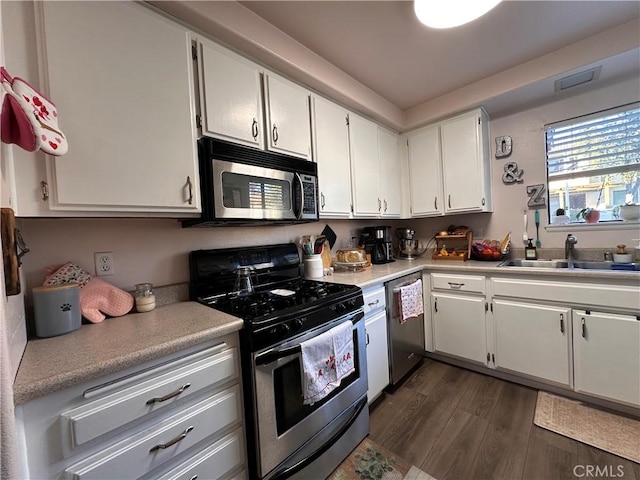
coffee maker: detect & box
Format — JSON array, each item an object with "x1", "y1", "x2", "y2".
[{"x1": 360, "y1": 226, "x2": 394, "y2": 264}]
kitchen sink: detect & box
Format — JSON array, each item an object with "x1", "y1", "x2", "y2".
[
  {"x1": 498, "y1": 259, "x2": 639, "y2": 271},
  {"x1": 499, "y1": 259, "x2": 569, "y2": 268}
]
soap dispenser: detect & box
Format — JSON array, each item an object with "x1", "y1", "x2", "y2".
[{"x1": 525, "y1": 239, "x2": 537, "y2": 260}]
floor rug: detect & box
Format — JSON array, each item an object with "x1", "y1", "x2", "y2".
[
  {"x1": 534, "y1": 391, "x2": 640, "y2": 463},
  {"x1": 328, "y1": 437, "x2": 435, "y2": 480}
]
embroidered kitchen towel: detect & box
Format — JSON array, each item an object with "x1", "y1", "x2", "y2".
[
  {"x1": 332, "y1": 320, "x2": 355, "y2": 382},
  {"x1": 397, "y1": 279, "x2": 424, "y2": 324},
  {"x1": 301, "y1": 327, "x2": 338, "y2": 405}
]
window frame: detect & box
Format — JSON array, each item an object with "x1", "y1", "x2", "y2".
[{"x1": 544, "y1": 102, "x2": 640, "y2": 228}]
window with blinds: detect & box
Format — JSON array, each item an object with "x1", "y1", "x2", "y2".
[{"x1": 546, "y1": 103, "x2": 640, "y2": 223}]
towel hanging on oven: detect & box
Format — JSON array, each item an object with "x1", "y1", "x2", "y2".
[
  {"x1": 395, "y1": 278, "x2": 424, "y2": 324},
  {"x1": 300, "y1": 320, "x2": 355, "y2": 405},
  {"x1": 1, "y1": 66, "x2": 68, "y2": 155}
]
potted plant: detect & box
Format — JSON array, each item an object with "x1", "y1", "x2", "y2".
[
  {"x1": 576, "y1": 176, "x2": 606, "y2": 223},
  {"x1": 576, "y1": 207, "x2": 601, "y2": 223}
]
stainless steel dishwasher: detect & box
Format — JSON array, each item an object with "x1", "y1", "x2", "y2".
[{"x1": 385, "y1": 272, "x2": 425, "y2": 384}]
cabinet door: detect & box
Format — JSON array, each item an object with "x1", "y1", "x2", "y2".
[
  {"x1": 349, "y1": 113, "x2": 380, "y2": 217},
  {"x1": 493, "y1": 300, "x2": 571, "y2": 386},
  {"x1": 198, "y1": 39, "x2": 263, "y2": 149},
  {"x1": 432, "y1": 292, "x2": 486, "y2": 364},
  {"x1": 440, "y1": 110, "x2": 486, "y2": 213},
  {"x1": 407, "y1": 125, "x2": 443, "y2": 217},
  {"x1": 312, "y1": 96, "x2": 352, "y2": 217},
  {"x1": 378, "y1": 127, "x2": 402, "y2": 217},
  {"x1": 41, "y1": 2, "x2": 199, "y2": 214},
  {"x1": 573, "y1": 310, "x2": 640, "y2": 407},
  {"x1": 264, "y1": 73, "x2": 312, "y2": 160},
  {"x1": 365, "y1": 309, "x2": 389, "y2": 403}
]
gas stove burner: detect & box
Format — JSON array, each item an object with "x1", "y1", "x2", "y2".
[{"x1": 206, "y1": 278, "x2": 352, "y2": 321}]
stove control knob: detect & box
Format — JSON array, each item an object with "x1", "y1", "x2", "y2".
[
  {"x1": 292, "y1": 319, "x2": 304, "y2": 332},
  {"x1": 280, "y1": 323, "x2": 291, "y2": 335},
  {"x1": 336, "y1": 302, "x2": 347, "y2": 314}
]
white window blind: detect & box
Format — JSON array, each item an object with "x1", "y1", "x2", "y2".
[{"x1": 546, "y1": 103, "x2": 640, "y2": 182}]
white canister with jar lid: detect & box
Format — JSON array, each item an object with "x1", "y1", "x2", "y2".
[
  {"x1": 303, "y1": 255, "x2": 324, "y2": 279},
  {"x1": 134, "y1": 283, "x2": 156, "y2": 312}
]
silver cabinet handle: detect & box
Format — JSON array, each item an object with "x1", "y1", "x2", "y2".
[
  {"x1": 581, "y1": 317, "x2": 586, "y2": 338},
  {"x1": 365, "y1": 330, "x2": 370, "y2": 346},
  {"x1": 560, "y1": 313, "x2": 565, "y2": 334},
  {"x1": 434, "y1": 298, "x2": 438, "y2": 313},
  {"x1": 434, "y1": 196, "x2": 437, "y2": 210},
  {"x1": 251, "y1": 118, "x2": 259, "y2": 140},
  {"x1": 448, "y1": 194, "x2": 452, "y2": 208},
  {"x1": 367, "y1": 299, "x2": 380, "y2": 307},
  {"x1": 272, "y1": 124, "x2": 278, "y2": 144},
  {"x1": 447, "y1": 282, "x2": 464, "y2": 289},
  {"x1": 41, "y1": 180, "x2": 49, "y2": 201},
  {"x1": 320, "y1": 192, "x2": 326, "y2": 209},
  {"x1": 378, "y1": 198, "x2": 382, "y2": 212},
  {"x1": 384, "y1": 199, "x2": 388, "y2": 212},
  {"x1": 149, "y1": 426, "x2": 194, "y2": 453},
  {"x1": 146, "y1": 383, "x2": 191, "y2": 405},
  {"x1": 189, "y1": 476, "x2": 198, "y2": 480},
  {"x1": 186, "y1": 176, "x2": 193, "y2": 205}
]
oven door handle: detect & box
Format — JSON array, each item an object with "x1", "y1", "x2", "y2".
[
  {"x1": 254, "y1": 311, "x2": 364, "y2": 366},
  {"x1": 269, "y1": 396, "x2": 368, "y2": 480}
]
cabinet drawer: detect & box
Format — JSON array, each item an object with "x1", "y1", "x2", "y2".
[
  {"x1": 363, "y1": 285, "x2": 386, "y2": 315},
  {"x1": 62, "y1": 344, "x2": 238, "y2": 447},
  {"x1": 431, "y1": 273, "x2": 485, "y2": 294},
  {"x1": 152, "y1": 427, "x2": 245, "y2": 480},
  {"x1": 64, "y1": 386, "x2": 242, "y2": 480}
]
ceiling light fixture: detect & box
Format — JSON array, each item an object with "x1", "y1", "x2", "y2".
[{"x1": 414, "y1": 0, "x2": 502, "y2": 29}]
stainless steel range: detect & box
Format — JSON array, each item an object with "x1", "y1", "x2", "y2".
[{"x1": 190, "y1": 243, "x2": 369, "y2": 480}]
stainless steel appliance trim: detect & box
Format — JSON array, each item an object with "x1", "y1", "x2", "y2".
[
  {"x1": 252, "y1": 311, "x2": 368, "y2": 478},
  {"x1": 386, "y1": 273, "x2": 425, "y2": 385}
]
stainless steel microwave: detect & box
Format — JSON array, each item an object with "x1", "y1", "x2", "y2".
[{"x1": 183, "y1": 138, "x2": 319, "y2": 226}]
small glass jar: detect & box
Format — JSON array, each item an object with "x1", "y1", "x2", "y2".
[{"x1": 134, "y1": 283, "x2": 156, "y2": 312}]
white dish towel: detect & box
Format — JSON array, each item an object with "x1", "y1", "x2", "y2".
[
  {"x1": 301, "y1": 320, "x2": 355, "y2": 405},
  {"x1": 397, "y1": 279, "x2": 424, "y2": 324}
]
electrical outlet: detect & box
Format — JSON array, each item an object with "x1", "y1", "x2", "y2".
[{"x1": 94, "y1": 252, "x2": 115, "y2": 276}]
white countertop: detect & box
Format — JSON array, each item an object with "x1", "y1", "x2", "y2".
[{"x1": 322, "y1": 257, "x2": 640, "y2": 288}]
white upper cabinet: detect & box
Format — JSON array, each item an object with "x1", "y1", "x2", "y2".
[
  {"x1": 312, "y1": 96, "x2": 352, "y2": 217},
  {"x1": 377, "y1": 127, "x2": 402, "y2": 217},
  {"x1": 407, "y1": 125, "x2": 443, "y2": 217},
  {"x1": 197, "y1": 38, "x2": 263, "y2": 149},
  {"x1": 39, "y1": 1, "x2": 200, "y2": 215},
  {"x1": 405, "y1": 107, "x2": 492, "y2": 217},
  {"x1": 440, "y1": 108, "x2": 492, "y2": 213},
  {"x1": 349, "y1": 113, "x2": 381, "y2": 217},
  {"x1": 264, "y1": 73, "x2": 312, "y2": 160}
]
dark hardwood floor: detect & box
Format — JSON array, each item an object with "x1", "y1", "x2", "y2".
[{"x1": 369, "y1": 358, "x2": 640, "y2": 480}]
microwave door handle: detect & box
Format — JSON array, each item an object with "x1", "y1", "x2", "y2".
[{"x1": 294, "y1": 173, "x2": 304, "y2": 220}]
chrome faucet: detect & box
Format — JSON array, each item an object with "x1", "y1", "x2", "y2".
[{"x1": 565, "y1": 234, "x2": 578, "y2": 261}]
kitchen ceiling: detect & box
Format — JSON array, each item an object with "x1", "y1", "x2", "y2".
[{"x1": 240, "y1": 1, "x2": 640, "y2": 115}]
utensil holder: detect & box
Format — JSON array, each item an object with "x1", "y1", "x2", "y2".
[{"x1": 303, "y1": 254, "x2": 323, "y2": 279}]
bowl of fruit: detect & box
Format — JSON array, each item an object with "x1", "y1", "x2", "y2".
[{"x1": 471, "y1": 233, "x2": 511, "y2": 261}]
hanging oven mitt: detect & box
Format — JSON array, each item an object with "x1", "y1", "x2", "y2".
[{"x1": 1, "y1": 66, "x2": 68, "y2": 155}]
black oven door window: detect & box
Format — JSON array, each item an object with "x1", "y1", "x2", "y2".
[{"x1": 273, "y1": 332, "x2": 360, "y2": 435}]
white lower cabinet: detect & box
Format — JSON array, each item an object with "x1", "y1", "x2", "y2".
[
  {"x1": 15, "y1": 335, "x2": 246, "y2": 479},
  {"x1": 492, "y1": 299, "x2": 571, "y2": 386},
  {"x1": 432, "y1": 292, "x2": 487, "y2": 365},
  {"x1": 363, "y1": 285, "x2": 389, "y2": 403},
  {"x1": 572, "y1": 310, "x2": 640, "y2": 407}
]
